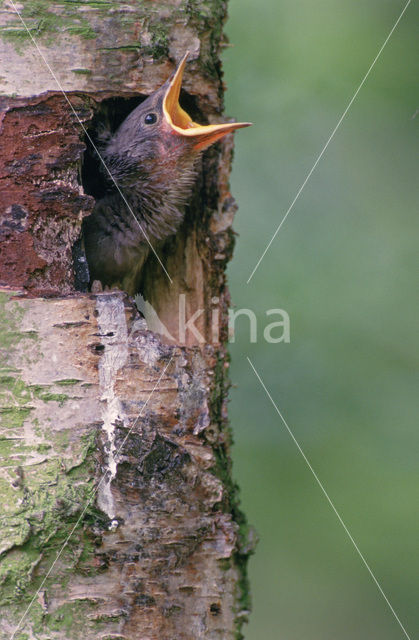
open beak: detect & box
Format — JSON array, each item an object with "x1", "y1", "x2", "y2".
[{"x1": 163, "y1": 52, "x2": 252, "y2": 151}]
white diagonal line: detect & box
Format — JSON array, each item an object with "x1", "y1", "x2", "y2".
[
  {"x1": 10, "y1": 356, "x2": 173, "y2": 640},
  {"x1": 247, "y1": 356, "x2": 412, "y2": 640},
  {"x1": 247, "y1": 0, "x2": 412, "y2": 284},
  {"x1": 8, "y1": 0, "x2": 172, "y2": 284}
]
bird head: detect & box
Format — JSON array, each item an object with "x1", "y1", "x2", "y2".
[
  {"x1": 105, "y1": 53, "x2": 251, "y2": 180},
  {"x1": 102, "y1": 53, "x2": 251, "y2": 238}
]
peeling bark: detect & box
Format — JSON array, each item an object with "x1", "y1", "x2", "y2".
[
  {"x1": 0, "y1": 290, "x2": 251, "y2": 639},
  {"x1": 0, "y1": 1, "x2": 252, "y2": 638}
]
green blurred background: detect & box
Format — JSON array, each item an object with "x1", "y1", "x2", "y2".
[{"x1": 222, "y1": 1, "x2": 418, "y2": 638}]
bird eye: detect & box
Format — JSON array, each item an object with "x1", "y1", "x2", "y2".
[{"x1": 144, "y1": 113, "x2": 157, "y2": 125}]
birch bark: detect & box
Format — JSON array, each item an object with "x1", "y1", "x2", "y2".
[{"x1": 0, "y1": 2, "x2": 252, "y2": 638}]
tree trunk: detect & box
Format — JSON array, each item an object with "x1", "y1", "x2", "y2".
[{"x1": 0, "y1": 2, "x2": 253, "y2": 639}]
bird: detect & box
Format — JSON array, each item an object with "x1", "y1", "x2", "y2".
[{"x1": 81, "y1": 53, "x2": 251, "y2": 295}]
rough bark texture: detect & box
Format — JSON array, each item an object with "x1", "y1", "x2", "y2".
[
  {"x1": 0, "y1": 1, "x2": 253, "y2": 639},
  {"x1": 0, "y1": 290, "x2": 252, "y2": 639}
]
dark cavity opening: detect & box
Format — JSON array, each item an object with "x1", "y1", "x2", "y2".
[{"x1": 81, "y1": 96, "x2": 144, "y2": 201}]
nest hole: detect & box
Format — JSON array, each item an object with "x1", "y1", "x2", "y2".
[{"x1": 75, "y1": 91, "x2": 214, "y2": 347}]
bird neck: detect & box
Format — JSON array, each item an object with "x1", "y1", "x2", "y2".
[{"x1": 103, "y1": 150, "x2": 199, "y2": 242}]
